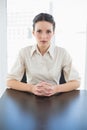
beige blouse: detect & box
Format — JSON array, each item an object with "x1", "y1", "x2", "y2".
[{"x1": 7, "y1": 44, "x2": 80, "y2": 85}]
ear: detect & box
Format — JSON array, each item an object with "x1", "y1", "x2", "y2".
[
  {"x1": 53, "y1": 31, "x2": 55, "y2": 35},
  {"x1": 32, "y1": 31, "x2": 35, "y2": 36}
]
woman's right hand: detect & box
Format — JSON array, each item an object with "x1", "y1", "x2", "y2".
[{"x1": 30, "y1": 82, "x2": 54, "y2": 96}]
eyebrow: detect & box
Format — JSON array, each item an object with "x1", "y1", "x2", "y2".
[{"x1": 36, "y1": 29, "x2": 52, "y2": 31}]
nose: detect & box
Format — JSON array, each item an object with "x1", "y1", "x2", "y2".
[{"x1": 41, "y1": 32, "x2": 47, "y2": 39}]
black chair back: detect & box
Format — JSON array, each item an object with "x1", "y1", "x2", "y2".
[
  {"x1": 59, "y1": 70, "x2": 66, "y2": 84},
  {"x1": 21, "y1": 72, "x2": 27, "y2": 83}
]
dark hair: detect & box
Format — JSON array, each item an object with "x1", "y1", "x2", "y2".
[{"x1": 33, "y1": 13, "x2": 55, "y2": 31}]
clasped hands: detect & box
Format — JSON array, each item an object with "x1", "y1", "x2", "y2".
[{"x1": 31, "y1": 81, "x2": 57, "y2": 96}]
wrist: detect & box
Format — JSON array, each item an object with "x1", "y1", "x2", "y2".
[
  {"x1": 54, "y1": 84, "x2": 61, "y2": 93},
  {"x1": 26, "y1": 83, "x2": 34, "y2": 93}
]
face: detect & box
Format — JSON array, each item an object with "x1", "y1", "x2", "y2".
[{"x1": 33, "y1": 21, "x2": 54, "y2": 49}]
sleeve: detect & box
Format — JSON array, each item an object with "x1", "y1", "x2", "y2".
[
  {"x1": 6, "y1": 49, "x2": 25, "y2": 81},
  {"x1": 62, "y1": 50, "x2": 81, "y2": 82}
]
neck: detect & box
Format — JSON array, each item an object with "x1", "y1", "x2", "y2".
[{"x1": 37, "y1": 45, "x2": 50, "y2": 55}]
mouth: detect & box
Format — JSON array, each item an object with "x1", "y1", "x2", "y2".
[{"x1": 40, "y1": 41, "x2": 47, "y2": 44}]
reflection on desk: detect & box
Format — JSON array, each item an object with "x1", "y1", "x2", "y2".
[{"x1": 0, "y1": 89, "x2": 87, "y2": 130}]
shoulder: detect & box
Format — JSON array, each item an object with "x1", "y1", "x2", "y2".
[
  {"x1": 54, "y1": 46, "x2": 72, "y2": 62},
  {"x1": 20, "y1": 45, "x2": 33, "y2": 52},
  {"x1": 55, "y1": 46, "x2": 68, "y2": 55},
  {"x1": 19, "y1": 45, "x2": 32, "y2": 54},
  {"x1": 17, "y1": 45, "x2": 33, "y2": 60}
]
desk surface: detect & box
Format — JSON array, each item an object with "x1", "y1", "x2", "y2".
[{"x1": 0, "y1": 89, "x2": 87, "y2": 130}]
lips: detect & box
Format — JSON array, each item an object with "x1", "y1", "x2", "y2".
[{"x1": 40, "y1": 41, "x2": 47, "y2": 43}]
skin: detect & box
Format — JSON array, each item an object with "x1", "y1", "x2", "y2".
[
  {"x1": 33, "y1": 21, "x2": 54, "y2": 55},
  {"x1": 7, "y1": 21, "x2": 80, "y2": 96}
]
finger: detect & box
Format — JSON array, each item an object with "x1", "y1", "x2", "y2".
[
  {"x1": 36, "y1": 89, "x2": 51, "y2": 96},
  {"x1": 44, "y1": 85, "x2": 53, "y2": 91}
]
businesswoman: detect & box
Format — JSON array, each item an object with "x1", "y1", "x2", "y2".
[{"x1": 6, "y1": 13, "x2": 80, "y2": 96}]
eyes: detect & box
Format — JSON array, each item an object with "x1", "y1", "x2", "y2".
[{"x1": 37, "y1": 29, "x2": 52, "y2": 34}]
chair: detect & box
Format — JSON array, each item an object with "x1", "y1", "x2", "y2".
[
  {"x1": 21, "y1": 70, "x2": 66, "y2": 84},
  {"x1": 59, "y1": 70, "x2": 66, "y2": 84},
  {"x1": 21, "y1": 72, "x2": 27, "y2": 83}
]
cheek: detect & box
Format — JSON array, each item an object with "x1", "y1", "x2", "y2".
[
  {"x1": 48, "y1": 34, "x2": 53, "y2": 39},
  {"x1": 34, "y1": 33, "x2": 39, "y2": 38},
  {"x1": 36, "y1": 34, "x2": 41, "y2": 39}
]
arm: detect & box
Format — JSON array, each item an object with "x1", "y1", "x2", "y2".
[
  {"x1": 55, "y1": 80, "x2": 80, "y2": 93},
  {"x1": 7, "y1": 79, "x2": 33, "y2": 93},
  {"x1": 6, "y1": 80, "x2": 52, "y2": 96},
  {"x1": 37, "y1": 80, "x2": 80, "y2": 96},
  {"x1": 56, "y1": 49, "x2": 81, "y2": 93},
  {"x1": 6, "y1": 79, "x2": 80, "y2": 96},
  {"x1": 35, "y1": 80, "x2": 80, "y2": 96}
]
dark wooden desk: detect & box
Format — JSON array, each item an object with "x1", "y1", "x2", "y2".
[{"x1": 0, "y1": 89, "x2": 87, "y2": 130}]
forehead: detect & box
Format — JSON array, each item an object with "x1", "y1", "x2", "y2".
[{"x1": 35, "y1": 21, "x2": 53, "y2": 30}]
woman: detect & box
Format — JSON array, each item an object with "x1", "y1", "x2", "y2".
[{"x1": 7, "y1": 13, "x2": 80, "y2": 96}]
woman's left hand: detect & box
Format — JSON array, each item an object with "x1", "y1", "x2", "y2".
[{"x1": 37, "y1": 81, "x2": 57, "y2": 96}]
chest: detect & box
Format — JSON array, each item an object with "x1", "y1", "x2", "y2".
[{"x1": 26, "y1": 54, "x2": 62, "y2": 78}]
